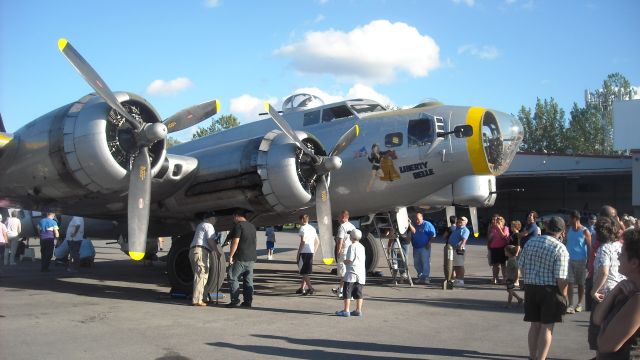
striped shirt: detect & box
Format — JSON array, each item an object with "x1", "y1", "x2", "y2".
[{"x1": 518, "y1": 234, "x2": 569, "y2": 286}]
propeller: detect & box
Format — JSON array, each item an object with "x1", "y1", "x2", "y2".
[
  {"x1": 264, "y1": 102, "x2": 359, "y2": 265},
  {"x1": 164, "y1": 100, "x2": 220, "y2": 133},
  {"x1": 58, "y1": 38, "x2": 218, "y2": 260},
  {"x1": 469, "y1": 206, "x2": 479, "y2": 238}
]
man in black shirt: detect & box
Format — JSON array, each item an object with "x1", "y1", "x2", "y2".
[{"x1": 226, "y1": 209, "x2": 257, "y2": 308}]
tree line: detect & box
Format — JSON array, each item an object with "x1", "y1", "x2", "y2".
[{"x1": 518, "y1": 73, "x2": 636, "y2": 155}]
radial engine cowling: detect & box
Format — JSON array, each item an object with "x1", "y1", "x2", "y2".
[{"x1": 0, "y1": 92, "x2": 166, "y2": 202}]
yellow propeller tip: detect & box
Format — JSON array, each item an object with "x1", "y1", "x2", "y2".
[
  {"x1": 58, "y1": 38, "x2": 68, "y2": 51},
  {"x1": 214, "y1": 99, "x2": 220, "y2": 114},
  {"x1": 474, "y1": 233, "x2": 479, "y2": 238},
  {"x1": 264, "y1": 101, "x2": 270, "y2": 112},
  {"x1": 323, "y1": 258, "x2": 334, "y2": 265},
  {"x1": 129, "y1": 251, "x2": 145, "y2": 261},
  {"x1": 355, "y1": 124, "x2": 360, "y2": 136}
]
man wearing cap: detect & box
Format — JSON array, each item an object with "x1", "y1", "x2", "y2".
[
  {"x1": 518, "y1": 216, "x2": 570, "y2": 360},
  {"x1": 189, "y1": 214, "x2": 217, "y2": 306},
  {"x1": 448, "y1": 216, "x2": 470, "y2": 286},
  {"x1": 226, "y1": 210, "x2": 257, "y2": 308}
]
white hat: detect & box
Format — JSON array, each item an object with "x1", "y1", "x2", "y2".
[{"x1": 350, "y1": 229, "x2": 362, "y2": 241}]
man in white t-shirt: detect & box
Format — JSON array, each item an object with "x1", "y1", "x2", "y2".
[
  {"x1": 296, "y1": 214, "x2": 319, "y2": 295},
  {"x1": 5, "y1": 210, "x2": 22, "y2": 265},
  {"x1": 0, "y1": 214, "x2": 7, "y2": 265},
  {"x1": 336, "y1": 229, "x2": 366, "y2": 317},
  {"x1": 333, "y1": 210, "x2": 356, "y2": 298},
  {"x1": 65, "y1": 216, "x2": 85, "y2": 272}
]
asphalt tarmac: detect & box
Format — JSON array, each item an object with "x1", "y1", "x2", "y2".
[{"x1": 0, "y1": 232, "x2": 593, "y2": 360}]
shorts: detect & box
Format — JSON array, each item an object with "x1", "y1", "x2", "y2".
[
  {"x1": 523, "y1": 285, "x2": 567, "y2": 324},
  {"x1": 299, "y1": 253, "x2": 314, "y2": 275},
  {"x1": 266, "y1": 241, "x2": 275, "y2": 250},
  {"x1": 506, "y1": 279, "x2": 516, "y2": 290},
  {"x1": 489, "y1": 247, "x2": 507, "y2": 265},
  {"x1": 337, "y1": 252, "x2": 347, "y2": 277},
  {"x1": 453, "y1": 252, "x2": 465, "y2": 267},
  {"x1": 567, "y1": 259, "x2": 587, "y2": 285},
  {"x1": 343, "y1": 282, "x2": 364, "y2": 300}
]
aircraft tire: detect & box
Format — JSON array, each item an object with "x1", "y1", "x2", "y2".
[
  {"x1": 167, "y1": 233, "x2": 226, "y2": 296},
  {"x1": 362, "y1": 232, "x2": 380, "y2": 273}
]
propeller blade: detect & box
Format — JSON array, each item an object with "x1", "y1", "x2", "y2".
[
  {"x1": 58, "y1": 38, "x2": 140, "y2": 130},
  {"x1": 264, "y1": 102, "x2": 319, "y2": 162},
  {"x1": 164, "y1": 99, "x2": 220, "y2": 133},
  {"x1": 315, "y1": 175, "x2": 334, "y2": 265},
  {"x1": 127, "y1": 147, "x2": 152, "y2": 260},
  {"x1": 329, "y1": 124, "x2": 359, "y2": 157},
  {"x1": 395, "y1": 207, "x2": 409, "y2": 235},
  {"x1": 469, "y1": 206, "x2": 479, "y2": 238}
]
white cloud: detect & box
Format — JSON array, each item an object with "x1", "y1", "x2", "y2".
[
  {"x1": 203, "y1": 0, "x2": 221, "y2": 7},
  {"x1": 457, "y1": 44, "x2": 500, "y2": 60},
  {"x1": 274, "y1": 20, "x2": 441, "y2": 84},
  {"x1": 632, "y1": 86, "x2": 640, "y2": 99},
  {"x1": 452, "y1": 0, "x2": 475, "y2": 6},
  {"x1": 313, "y1": 14, "x2": 325, "y2": 23},
  {"x1": 229, "y1": 94, "x2": 278, "y2": 122},
  {"x1": 346, "y1": 84, "x2": 393, "y2": 107},
  {"x1": 146, "y1": 77, "x2": 193, "y2": 96},
  {"x1": 290, "y1": 87, "x2": 344, "y2": 105}
]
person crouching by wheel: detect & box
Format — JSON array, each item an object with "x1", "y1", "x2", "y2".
[{"x1": 189, "y1": 213, "x2": 217, "y2": 307}]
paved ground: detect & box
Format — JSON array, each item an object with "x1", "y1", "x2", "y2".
[{"x1": 0, "y1": 231, "x2": 594, "y2": 359}]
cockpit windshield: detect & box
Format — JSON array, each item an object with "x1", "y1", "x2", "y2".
[
  {"x1": 350, "y1": 103, "x2": 386, "y2": 115},
  {"x1": 481, "y1": 111, "x2": 524, "y2": 175}
]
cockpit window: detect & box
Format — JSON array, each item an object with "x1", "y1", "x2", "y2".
[
  {"x1": 321, "y1": 105, "x2": 354, "y2": 122},
  {"x1": 350, "y1": 103, "x2": 386, "y2": 114},
  {"x1": 303, "y1": 110, "x2": 320, "y2": 126},
  {"x1": 407, "y1": 116, "x2": 435, "y2": 147}
]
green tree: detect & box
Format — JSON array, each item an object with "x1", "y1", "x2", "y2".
[
  {"x1": 585, "y1": 73, "x2": 637, "y2": 153},
  {"x1": 565, "y1": 103, "x2": 605, "y2": 155},
  {"x1": 519, "y1": 97, "x2": 567, "y2": 153},
  {"x1": 166, "y1": 136, "x2": 182, "y2": 148},
  {"x1": 192, "y1": 114, "x2": 240, "y2": 139}
]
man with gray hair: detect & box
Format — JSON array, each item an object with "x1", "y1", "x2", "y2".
[{"x1": 518, "y1": 216, "x2": 570, "y2": 360}]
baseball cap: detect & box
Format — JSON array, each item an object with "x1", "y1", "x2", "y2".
[
  {"x1": 589, "y1": 214, "x2": 597, "y2": 221},
  {"x1": 350, "y1": 229, "x2": 362, "y2": 241},
  {"x1": 459, "y1": 216, "x2": 468, "y2": 222},
  {"x1": 546, "y1": 216, "x2": 566, "y2": 233}
]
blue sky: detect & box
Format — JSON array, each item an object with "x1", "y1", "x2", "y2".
[{"x1": 1, "y1": 0, "x2": 638, "y2": 141}]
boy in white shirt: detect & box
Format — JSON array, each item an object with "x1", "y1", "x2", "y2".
[
  {"x1": 336, "y1": 229, "x2": 366, "y2": 317},
  {"x1": 296, "y1": 214, "x2": 319, "y2": 295}
]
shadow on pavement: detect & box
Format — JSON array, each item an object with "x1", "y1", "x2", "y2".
[{"x1": 207, "y1": 334, "x2": 531, "y2": 360}]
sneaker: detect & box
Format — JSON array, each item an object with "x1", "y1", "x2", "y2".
[
  {"x1": 454, "y1": 279, "x2": 465, "y2": 286},
  {"x1": 423, "y1": 278, "x2": 430, "y2": 284},
  {"x1": 566, "y1": 307, "x2": 575, "y2": 314},
  {"x1": 307, "y1": 288, "x2": 315, "y2": 295},
  {"x1": 295, "y1": 288, "x2": 304, "y2": 294},
  {"x1": 575, "y1": 305, "x2": 583, "y2": 313},
  {"x1": 350, "y1": 310, "x2": 362, "y2": 317},
  {"x1": 517, "y1": 298, "x2": 524, "y2": 306},
  {"x1": 240, "y1": 302, "x2": 252, "y2": 308},
  {"x1": 335, "y1": 310, "x2": 350, "y2": 317},
  {"x1": 301, "y1": 290, "x2": 309, "y2": 296}
]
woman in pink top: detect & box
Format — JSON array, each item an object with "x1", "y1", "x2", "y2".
[{"x1": 488, "y1": 216, "x2": 510, "y2": 284}]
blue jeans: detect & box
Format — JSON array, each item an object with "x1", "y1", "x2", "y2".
[
  {"x1": 228, "y1": 261, "x2": 254, "y2": 304},
  {"x1": 413, "y1": 246, "x2": 431, "y2": 280},
  {"x1": 396, "y1": 243, "x2": 410, "y2": 274}
]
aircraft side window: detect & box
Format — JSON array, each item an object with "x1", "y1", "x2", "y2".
[
  {"x1": 322, "y1": 105, "x2": 354, "y2": 122},
  {"x1": 384, "y1": 132, "x2": 403, "y2": 148},
  {"x1": 407, "y1": 117, "x2": 434, "y2": 147},
  {"x1": 303, "y1": 110, "x2": 320, "y2": 126}
]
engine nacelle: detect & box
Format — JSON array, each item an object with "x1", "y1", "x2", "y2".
[
  {"x1": 0, "y1": 92, "x2": 165, "y2": 207},
  {"x1": 413, "y1": 175, "x2": 496, "y2": 208},
  {"x1": 163, "y1": 130, "x2": 325, "y2": 221}
]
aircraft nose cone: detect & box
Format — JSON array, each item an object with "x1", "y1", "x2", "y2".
[{"x1": 142, "y1": 122, "x2": 168, "y2": 144}]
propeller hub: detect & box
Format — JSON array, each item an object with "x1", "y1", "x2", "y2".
[
  {"x1": 315, "y1": 155, "x2": 342, "y2": 175},
  {"x1": 140, "y1": 122, "x2": 167, "y2": 145}
]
